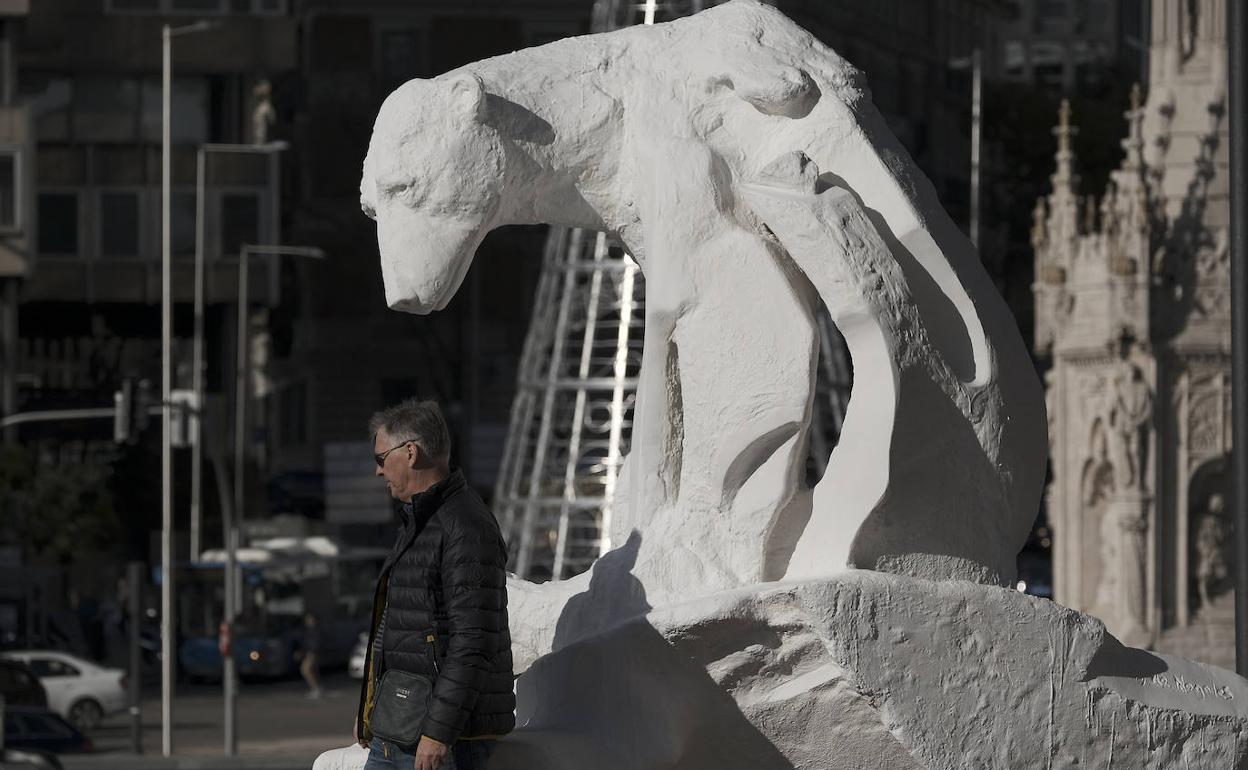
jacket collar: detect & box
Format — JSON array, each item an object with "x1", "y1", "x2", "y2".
[
  {"x1": 399, "y1": 469, "x2": 466, "y2": 527},
  {"x1": 384, "y1": 470, "x2": 466, "y2": 577}
]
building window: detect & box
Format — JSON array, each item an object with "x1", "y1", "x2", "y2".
[
  {"x1": 100, "y1": 191, "x2": 140, "y2": 257},
  {"x1": 38, "y1": 192, "x2": 79, "y2": 256},
  {"x1": 1003, "y1": 40, "x2": 1026, "y2": 78},
  {"x1": 170, "y1": 0, "x2": 227, "y2": 12},
  {"x1": 75, "y1": 77, "x2": 141, "y2": 143},
  {"x1": 380, "y1": 29, "x2": 423, "y2": 86},
  {"x1": 279, "y1": 381, "x2": 308, "y2": 447},
  {"x1": 106, "y1": 0, "x2": 286, "y2": 11},
  {"x1": 140, "y1": 77, "x2": 209, "y2": 144},
  {"x1": 1034, "y1": 0, "x2": 1068, "y2": 34},
  {"x1": 104, "y1": 0, "x2": 162, "y2": 11},
  {"x1": 0, "y1": 150, "x2": 20, "y2": 231},
  {"x1": 220, "y1": 192, "x2": 259, "y2": 257},
  {"x1": 249, "y1": 0, "x2": 287, "y2": 15},
  {"x1": 172, "y1": 192, "x2": 197, "y2": 256},
  {"x1": 22, "y1": 76, "x2": 72, "y2": 142},
  {"x1": 310, "y1": 16, "x2": 372, "y2": 73}
]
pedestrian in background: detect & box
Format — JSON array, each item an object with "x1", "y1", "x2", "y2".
[
  {"x1": 353, "y1": 398, "x2": 514, "y2": 770},
  {"x1": 301, "y1": 612, "x2": 323, "y2": 699}
]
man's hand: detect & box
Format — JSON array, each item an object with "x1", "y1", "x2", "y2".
[
  {"x1": 353, "y1": 716, "x2": 366, "y2": 748},
  {"x1": 414, "y1": 735, "x2": 448, "y2": 770}
]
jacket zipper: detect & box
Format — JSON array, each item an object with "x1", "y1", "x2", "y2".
[{"x1": 426, "y1": 633, "x2": 439, "y2": 675}]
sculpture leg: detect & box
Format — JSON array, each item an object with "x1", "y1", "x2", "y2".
[{"x1": 623, "y1": 139, "x2": 817, "y2": 592}]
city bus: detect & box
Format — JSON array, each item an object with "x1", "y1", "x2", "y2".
[{"x1": 176, "y1": 537, "x2": 387, "y2": 681}]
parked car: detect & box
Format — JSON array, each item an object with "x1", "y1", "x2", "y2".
[
  {"x1": 0, "y1": 659, "x2": 48, "y2": 709},
  {"x1": 348, "y1": 632, "x2": 367, "y2": 679},
  {"x1": 0, "y1": 747, "x2": 64, "y2": 769},
  {"x1": 0, "y1": 652, "x2": 125, "y2": 731},
  {"x1": 1, "y1": 707, "x2": 92, "y2": 755}
]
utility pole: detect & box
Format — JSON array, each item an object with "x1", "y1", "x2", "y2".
[
  {"x1": 161, "y1": 20, "x2": 215, "y2": 756},
  {"x1": 127, "y1": 561, "x2": 143, "y2": 755},
  {"x1": 159, "y1": 27, "x2": 174, "y2": 755},
  {"x1": 192, "y1": 141, "x2": 287, "y2": 565},
  {"x1": 191, "y1": 147, "x2": 205, "y2": 565},
  {"x1": 970, "y1": 47, "x2": 982, "y2": 250},
  {"x1": 226, "y1": 243, "x2": 321, "y2": 755},
  {"x1": 946, "y1": 49, "x2": 983, "y2": 249}
]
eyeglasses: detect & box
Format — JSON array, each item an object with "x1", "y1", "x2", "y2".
[{"x1": 374, "y1": 440, "x2": 412, "y2": 468}]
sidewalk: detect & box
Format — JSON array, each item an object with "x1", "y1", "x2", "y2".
[
  {"x1": 53, "y1": 672, "x2": 357, "y2": 770},
  {"x1": 61, "y1": 755, "x2": 317, "y2": 770}
]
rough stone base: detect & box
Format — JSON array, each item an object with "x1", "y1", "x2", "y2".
[{"x1": 495, "y1": 571, "x2": 1248, "y2": 769}]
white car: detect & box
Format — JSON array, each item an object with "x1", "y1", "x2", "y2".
[{"x1": 2, "y1": 650, "x2": 127, "y2": 731}]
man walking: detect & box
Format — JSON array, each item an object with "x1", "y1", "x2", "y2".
[
  {"x1": 354, "y1": 399, "x2": 514, "y2": 770},
  {"x1": 301, "y1": 612, "x2": 323, "y2": 698}
]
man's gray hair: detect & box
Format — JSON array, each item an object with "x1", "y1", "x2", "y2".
[{"x1": 369, "y1": 398, "x2": 452, "y2": 462}]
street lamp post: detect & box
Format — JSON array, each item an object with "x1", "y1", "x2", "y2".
[
  {"x1": 191, "y1": 141, "x2": 288, "y2": 567},
  {"x1": 225, "y1": 243, "x2": 322, "y2": 755},
  {"x1": 969, "y1": 47, "x2": 982, "y2": 250},
  {"x1": 160, "y1": 19, "x2": 215, "y2": 757},
  {"x1": 948, "y1": 49, "x2": 983, "y2": 249}
]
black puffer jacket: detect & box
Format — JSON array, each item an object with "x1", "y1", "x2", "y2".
[{"x1": 356, "y1": 471, "x2": 515, "y2": 745}]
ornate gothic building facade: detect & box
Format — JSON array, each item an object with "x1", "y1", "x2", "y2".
[{"x1": 1034, "y1": 0, "x2": 1232, "y2": 666}]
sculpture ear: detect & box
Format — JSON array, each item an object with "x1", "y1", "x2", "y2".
[{"x1": 447, "y1": 73, "x2": 486, "y2": 122}]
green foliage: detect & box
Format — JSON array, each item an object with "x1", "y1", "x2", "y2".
[{"x1": 0, "y1": 444, "x2": 120, "y2": 565}]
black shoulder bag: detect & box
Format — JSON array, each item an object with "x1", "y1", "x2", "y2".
[
  {"x1": 369, "y1": 613, "x2": 439, "y2": 747},
  {"x1": 370, "y1": 668, "x2": 434, "y2": 747}
]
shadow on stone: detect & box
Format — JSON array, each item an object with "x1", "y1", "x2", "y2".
[
  {"x1": 552, "y1": 530, "x2": 651, "y2": 652},
  {"x1": 1083, "y1": 634, "x2": 1169, "y2": 679},
  {"x1": 493, "y1": 532, "x2": 795, "y2": 770}
]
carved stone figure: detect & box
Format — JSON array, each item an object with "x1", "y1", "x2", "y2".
[
  {"x1": 343, "y1": 3, "x2": 1248, "y2": 768},
  {"x1": 251, "y1": 79, "x2": 276, "y2": 145},
  {"x1": 361, "y1": 0, "x2": 1045, "y2": 598},
  {"x1": 1033, "y1": 0, "x2": 1236, "y2": 684},
  {"x1": 1111, "y1": 360, "x2": 1153, "y2": 491},
  {"x1": 1195, "y1": 493, "x2": 1229, "y2": 612}
]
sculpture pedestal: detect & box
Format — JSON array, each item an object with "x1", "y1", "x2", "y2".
[{"x1": 495, "y1": 571, "x2": 1248, "y2": 770}]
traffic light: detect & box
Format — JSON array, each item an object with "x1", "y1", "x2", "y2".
[{"x1": 113, "y1": 377, "x2": 153, "y2": 444}]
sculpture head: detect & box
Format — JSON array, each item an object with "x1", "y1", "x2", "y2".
[{"x1": 361, "y1": 74, "x2": 504, "y2": 313}]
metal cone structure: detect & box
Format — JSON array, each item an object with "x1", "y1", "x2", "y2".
[
  {"x1": 496, "y1": 229, "x2": 643, "y2": 581},
  {"x1": 496, "y1": 0, "x2": 852, "y2": 582}
]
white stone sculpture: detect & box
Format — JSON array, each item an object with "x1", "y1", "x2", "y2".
[
  {"x1": 1111, "y1": 358, "x2": 1153, "y2": 491},
  {"x1": 360, "y1": 0, "x2": 1045, "y2": 597},
  {"x1": 251, "y1": 79, "x2": 276, "y2": 146},
  {"x1": 334, "y1": 3, "x2": 1248, "y2": 768},
  {"x1": 1195, "y1": 493, "x2": 1229, "y2": 613}
]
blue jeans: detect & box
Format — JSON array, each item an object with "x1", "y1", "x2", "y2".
[{"x1": 362, "y1": 736, "x2": 495, "y2": 770}]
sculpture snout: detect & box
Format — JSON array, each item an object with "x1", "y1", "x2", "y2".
[{"x1": 376, "y1": 204, "x2": 484, "y2": 314}]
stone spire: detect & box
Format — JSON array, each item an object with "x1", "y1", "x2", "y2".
[
  {"x1": 1045, "y1": 99, "x2": 1081, "y2": 255},
  {"x1": 1121, "y1": 83, "x2": 1145, "y2": 171},
  {"x1": 1111, "y1": 83, "x2": 1152, "y2": 243},
  {"x1": 1051, "y1": 99, "x2": 1078, "y2": 193}
]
